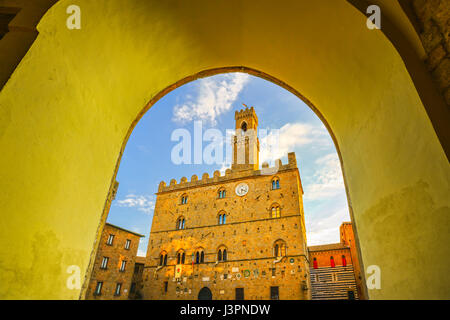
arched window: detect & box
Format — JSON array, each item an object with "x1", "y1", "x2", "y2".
[
  {"x1": 195, "y1": 249, "x2": 205, "y2": 264},
  {"x1": 273, "y1": 239, "x2": 286, "y2": 258},
  {"x1": 159, "y1": 251, "x2": 168, "y2": 266},
  {"x1": 176, "y1": 217, "x2": 185, "y2": 230},
  {"x1": 217, "y1": 245, "x2": 227, "y2": 262},
  {"x1": 218, "y1": 212, "x2": 227, "y2": 225},
  {"x1": 342, "y1": 255, "x2": 347, "y2": 267},
  {"x1": 313, "y1": 257, "x2": 318, "y2": 269},
  {"x1": 330, "y1": 256, "x2": 335, "y2": 268},
  {"x1": 177, "y1": 250, "x2": 186, "y2": 264},
  {"x1": 218, "y1": 188, "x2": 226, "y2": 199},
  {"x1": 180, "y1": 194, "x2": 188, "y2": 205},
  {"x1": 271, "y1": 204, "x2": 281, "y2": 218},
  {"x1": 271, "y1": 177, "x2": 280, "y2": 190},
  {"x1": 241, "y1": 121, "x2": 247, "y2": 134}
]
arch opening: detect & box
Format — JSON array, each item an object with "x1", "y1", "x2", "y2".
[{"x1": 99, "y1": 69, "x2": 368, "y2": 300}]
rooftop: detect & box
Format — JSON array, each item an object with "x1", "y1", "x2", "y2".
[
  {"x1": 308, "y1": 243, "x2": 349, "y2": 252},
  {"x1": 105, "y1": 222, "x2": 145, "y2": 237}
]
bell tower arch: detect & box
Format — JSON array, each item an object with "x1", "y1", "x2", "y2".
[{"x1": 232, "y1": 105, "x2": 260, "y2": 171}]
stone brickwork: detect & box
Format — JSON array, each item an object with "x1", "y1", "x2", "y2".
[
  {"x1": 340, "y1": 222, "x2": 365, "y2": 299},
  {"x1": 412, "y1": 0, "x2": 450, "y2": 106},
  {"x1": 129, "y1": 256, "x2": 146, "y2": 300},
  {"x1": 142, "y1": 108, "x2": 311, "y2": 300},
  {"x1": 86, "y1": 223, "x2": 144, "y2": 300}
]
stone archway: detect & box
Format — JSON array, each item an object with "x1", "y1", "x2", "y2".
[
  {"x1": 0, "y1": 0, "x2": 448, "y2": 300},
  {"x1": 198, "y1": 287, "x2": 212, "y2": 300}
]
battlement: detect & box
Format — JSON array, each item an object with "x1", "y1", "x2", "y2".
[
  {"x1": 157, "y1": 152, "x2": 298, "y2": 193},
  {"x1": 235, "y1": 106, "x2": 258, "y2": 124}
]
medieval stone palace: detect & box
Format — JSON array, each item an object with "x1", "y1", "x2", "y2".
[{"x1": 141, "y1": 107, "x2": 311, "y2": 300}]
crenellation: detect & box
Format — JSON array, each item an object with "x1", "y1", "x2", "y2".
[
  {"x1": 158, "y1": 181, "x2": 166, "y2": 192},
  {"x1": 235, "y1": 107, "x2": 258, "y2": 125},
  {"x1": 157, "y1": 164, "x2": 299, "y2": 194},
  {"x1": 275, "y1": 159, "x2": 282, "y2": 168},
  {"x1": 288, "y1": 152, "x2": 297, "y2": 168}
]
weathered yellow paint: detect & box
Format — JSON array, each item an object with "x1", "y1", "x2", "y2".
[{"x1": 0, "y1": 0, "x2": 448, "y2": 299}]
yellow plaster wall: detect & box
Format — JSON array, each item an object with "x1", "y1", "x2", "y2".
[{"x1": 0, "y1": 0, "x2": 448, "y2": 299}]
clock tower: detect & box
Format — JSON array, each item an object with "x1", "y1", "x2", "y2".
[{"x1": 232, "y1": 106, "x2": 260, "y2": 171}]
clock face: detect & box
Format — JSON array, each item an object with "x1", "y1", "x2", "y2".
[{"x1": 235, "y1": 183, "x2": 249, "y2": 196}]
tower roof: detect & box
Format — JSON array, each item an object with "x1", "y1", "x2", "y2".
[{"x1": 235, "y1": 106, "x2": 258, "y2": 124}]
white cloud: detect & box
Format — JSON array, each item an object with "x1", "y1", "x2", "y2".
[
  {"x1": 259, "y1": 122, "x2": 330, "y2": 165},
  {"x1": 172, "y1": 73, "x2": 250, "y2": 125},
  {"x1": 115, "y1": 194, "x2": 155, "y2": 214},
  {"x1": 303, "y1": 153, "x2": 345, "y2": 201},
  {"x1": 305, "y1": 207, "x2": 351, "y2": 245}
]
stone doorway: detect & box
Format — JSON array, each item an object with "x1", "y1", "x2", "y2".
[{"x1": 198, "y1": 287, "x2": 212, "y2": 300}]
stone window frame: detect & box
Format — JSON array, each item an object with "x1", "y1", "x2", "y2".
[
  {"x1": 195, "y1": 247, "x2": 205, "y2": 264},
  {"x1": 271, "y1": 176, "x2": 281, "y2": 190},
  {"x1": 270, "y1": 203, "x2": 281, "y2": 218},
  {"x1": 100, "y1": 256, "x2": 109, "y2": 270},
  {"x1": 176, "y1": 216, "x2": 186, "y2": 230},
  {"x1": 180, "y1": 193, "x2": 188, "y2": 205},
  {"x1": 94, "y1": 281, "x2": 103, "y2": 296},
  {"x1": 217, "y1": 187, "x2": 227, "y2": 199},
  {"x1": 125, "y1": 239, "x2": 131, "y2": 250},
  {"x1": 106, "y1": 234, "x2": 115, "y2": 245},
  {"x1": 217, "y1": 245, "x2": 228, "y2": 262},
  {"x1": 119, "y1": 260, "x2": 127, "y2": 272},
  {"x1": 114, "y1": 282, "x2": 122, "y2": 296},
  {"x1": 159, "y1": 251, "x2": 168, "y2": 266},
  {"x1": 176, "y1": 249, "x2": 186, "y2": 264},
  {"x1": 273, "y1": 239, "x2": 287, "y2": 258},
  {"x1": 217, "y1": 210, "x2": 227, "y2": 225}
]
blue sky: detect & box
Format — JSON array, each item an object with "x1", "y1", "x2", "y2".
[{"x1": 107, "y1": 73, "x2": 351, "y2": 256}]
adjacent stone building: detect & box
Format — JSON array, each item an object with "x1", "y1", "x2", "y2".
[
  {"x1": 129, "y1": 256, "x2": 146, "y2": 300},
  {"x1": 142, "y1": 107, "x2": 311, "y2": 300},
  {"x1": 86, "y1": 223, "x2": 144, "y2": 300},
  {"x1": 308, "y1": 222, "x2": 363, "y2": 300}
]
